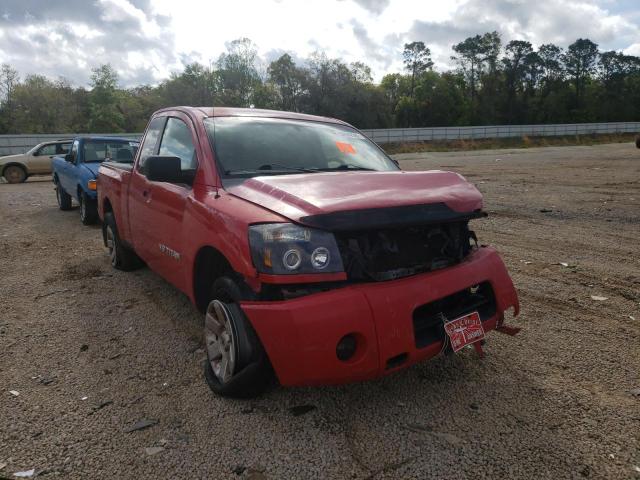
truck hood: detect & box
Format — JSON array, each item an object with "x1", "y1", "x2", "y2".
[
  {"x1": 81, "y1": 163, "x2": 101, "y2": 178},
  {"x1": 227, "y1": 170, "x2": 484, "y2": 230}
]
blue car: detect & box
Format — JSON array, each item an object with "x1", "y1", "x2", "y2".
[{"x1": 52, "y1": 136, "x2": 139, "y2": 224}]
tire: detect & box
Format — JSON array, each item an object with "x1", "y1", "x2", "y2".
[
  {"x1": 204, "y1": 276, "x2": 273, "y2": 398},
  {"x1": 3, "y1": 165, "x2": 27, "y2": 184},
  {"x1": 102, "y1": 212, "x2": 143, "y2": 271},
  {"x1": 635, "y1": 136, "x2": 640, "y2": 149},
  {"x1": 79, "y1": 192, "x2": 98, "y2": 225},
  {"x1": 55, "y1": 180, "x2": 72, "y2": 211}
]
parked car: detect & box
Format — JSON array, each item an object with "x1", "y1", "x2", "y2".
[
  {"x1": 53, "y1": 136, "x2": 139, "y2": 225},
  {"x1": 97, "y1": 107, "x2": 520, "y2": 398},
  {"x1": 1, "y1": 139, "x2": 72, "y2": 183}
]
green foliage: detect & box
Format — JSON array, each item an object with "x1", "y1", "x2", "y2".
[
  {"x1": 88, "y1": 64, "x2": 125, "y2": 132},
  {"x1": 0, "y1": 34, "x2": 639, "y2": 134}
]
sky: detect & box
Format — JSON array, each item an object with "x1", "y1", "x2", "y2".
[{"x1": 0, "y1": 0, "x2": 639, "y2": 87}]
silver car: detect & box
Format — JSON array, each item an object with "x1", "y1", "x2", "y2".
[{"x1": 1, "y1": 140, "x2": 73, "y2": 183}]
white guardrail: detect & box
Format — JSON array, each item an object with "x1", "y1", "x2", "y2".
[{"x1": 1, "y1": 122, "x2": 639, "y2": 156}]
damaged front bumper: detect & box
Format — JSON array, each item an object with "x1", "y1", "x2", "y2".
[{"x1": 241, "y1": 246, "x2": 519, "y2": 387}]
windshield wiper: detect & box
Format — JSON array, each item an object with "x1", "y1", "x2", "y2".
[
  {"x1": 258, "y1": 163, "x2": 318, "y2": 173},
  {"x1": 314, "y1": 164, "x2": 375, "y2": 172}
]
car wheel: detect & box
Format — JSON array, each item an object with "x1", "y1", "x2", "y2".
[
  {"x1": 3, "y1": 165, "x2": 27, "y2": 184},
  {"x1": 103, "y1": 212, "x2": 143, "y2": 271},
  {"x1": 204, "y1": 277, "x2": 273, "y2": 398},
  {"x1": 55, "y1": 181, "x2": 73, "y2": 211},
  {"x1": 635, "y1": 136, "x2": 640, "y2": 149},
  {"x1": 79, "y1": 192, "x2": 98, "y2": 225}
]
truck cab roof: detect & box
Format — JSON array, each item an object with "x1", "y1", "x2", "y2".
[{"x1": 153, "y1": 106, "x2": 351, "y2": 127}]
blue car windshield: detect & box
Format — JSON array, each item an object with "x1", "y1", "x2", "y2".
[{"x1": 83, "y1": 141, "x2": 139, "y2": 163}]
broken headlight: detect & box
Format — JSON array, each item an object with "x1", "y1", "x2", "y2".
[{"x1": 249, "y1": 223, "x2": 344, "y2": 275}]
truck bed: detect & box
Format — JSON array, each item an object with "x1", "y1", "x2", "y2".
[{"x1": 98, "y1": 161, "x2": 134, "y2": 243}]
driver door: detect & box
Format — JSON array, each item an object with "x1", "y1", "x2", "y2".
[
  {"x1": 129, "y1": 114, "x2": 198, "y2": 289},
  {"x1": 58, "y1": 140, "x2": 79, "y2": 193}
]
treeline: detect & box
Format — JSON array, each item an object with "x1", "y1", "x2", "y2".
[{"x1": 0, "y1": 34, "x2": 639, "y2": 134}]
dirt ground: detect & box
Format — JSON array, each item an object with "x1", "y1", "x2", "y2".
[{"x1": 1, "y1": 143, "x2": 639, "y2": 479}]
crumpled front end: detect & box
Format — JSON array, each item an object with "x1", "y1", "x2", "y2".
[{"x1": 241, "y1": 246, "x2": 519, "y2": 387}]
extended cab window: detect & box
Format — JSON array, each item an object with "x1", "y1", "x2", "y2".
[
  {"x1": 159, "y1": 118, "x2": 198, "y2": 171},
  {"x1": 138, "y1": 117, "x2": 165, "y2": 170}
]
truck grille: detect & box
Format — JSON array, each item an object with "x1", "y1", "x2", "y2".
[
  {"x1": 412, "y1": 282, "x2": 497, "y2": 349},
  {"x1": 335, "y1": 221, "x2": 475, "y2": 282}
]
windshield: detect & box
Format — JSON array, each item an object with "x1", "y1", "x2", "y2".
[
  {"x1": 82, "y1": 140, "x2": 139, "y2": 163},
  {"x1": 204, "y1": 117, "x2": 398, "y2": 177}
]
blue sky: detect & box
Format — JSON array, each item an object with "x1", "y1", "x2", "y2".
[{"x1": 0, "y1": 0, "x2": 638, "y2": 86}]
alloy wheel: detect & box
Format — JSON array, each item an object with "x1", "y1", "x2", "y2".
[
  {"x1": 205, "y1": 300, "x2": 237, "y2": 384},
  {"x1": 105, "y1": 225, "x2": 117, "y2": 266}
]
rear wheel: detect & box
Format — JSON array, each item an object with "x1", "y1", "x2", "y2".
[
  {"x1": 204, "y1": 277, "x2": 273, "y2": 398},
  {"x1": 79, "y1": 192, "x2": 98, "y2": 225},
  {"x1": 4, "y1": 165, "x2": 27, "y2": 184},
  {"x1": 103, "y1": 212, "x2": 143, "y2": 271},
  {"x1": 55, "y1": 180, "x2": 72, "y2": 210}
]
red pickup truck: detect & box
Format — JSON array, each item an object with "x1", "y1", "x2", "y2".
[{"x1": 98, "y1": 107, "x2": 520, "y2": 398}]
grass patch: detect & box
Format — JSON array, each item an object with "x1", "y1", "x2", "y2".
[{"x1": 382, "y1": 133, "x2": 638, "y2": 154}]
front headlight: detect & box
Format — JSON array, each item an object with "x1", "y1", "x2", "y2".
[{"x1": 249, "y1": 223, "x2": 344, "y2": 275}]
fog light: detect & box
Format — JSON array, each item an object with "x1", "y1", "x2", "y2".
[
  {"x1": 336, "y1": 334, "x2": 357, "y2": 361},
  {"x1": 311, "y1": 247, "x2": 330, "y2": 269},
  {"x1": 282, "y1": 249, "x2": 302, "y2": 270}
]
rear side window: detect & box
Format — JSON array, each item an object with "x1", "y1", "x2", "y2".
[
  {"x1": 138, "y1": 117, "x2": 166, "y2": 170},
  {"x1": 57, "y1": 143, "x2": 71, "y2": 154},
  {"x1": 158, "y1": 118, "x2": 198, "y2": 171},
  {"x1": 37, "y1": 144, "x2": 57, "y2": 156}
]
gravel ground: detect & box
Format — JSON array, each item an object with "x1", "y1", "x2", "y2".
[{"x1": 1, "y1": 143, "x2": 639, "y2": 479}]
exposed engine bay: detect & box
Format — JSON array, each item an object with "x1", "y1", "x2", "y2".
[{"x1": 335, "y1": 221, "x2": 477, "y2": 282}]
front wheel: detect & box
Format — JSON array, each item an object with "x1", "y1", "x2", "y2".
[
  {"x1": 79, "y1": 192, "x2": 98, "y2": 225},
  {"x1": 4, "y1": 165, "x2": 27, "y2": 184},
  {"x1": 55, "y1": 181, "x2": 72, "y2": 210},
  {"x1": 204, "y1": 277, "x2": 273, "y2": 398}
]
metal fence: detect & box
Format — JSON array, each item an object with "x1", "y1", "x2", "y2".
[
  {"x1": 0, "y1": 133, "x2": 142, "y2": 157},
  {"x1": 1, "y1": 121, "x2": 639, "y2": 156},
  {"x1": 361, "y1": 121, "x2": 640, "y2": 144}
]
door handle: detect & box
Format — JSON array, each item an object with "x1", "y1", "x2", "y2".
[{"x1": 142, "y1": 190, "x2": 149, "y2": 197}]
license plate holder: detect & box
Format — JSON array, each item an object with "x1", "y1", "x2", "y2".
[{"x1": 443, "y1": 311, "x2": 485, "y2": 352}]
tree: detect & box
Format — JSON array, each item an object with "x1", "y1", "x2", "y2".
[
  {"x1": 0, "y1": 64, "x2": 19, "y2": 132},
  {"x1": 88, "y1": 64, "x2": 124, "y2": 132},
  {"x1": 452, "y1": 32, "x2": 502, "y2": 122},
  {"x1": 267, "y1": 54, "x2": 307, "y2": 111},
  {"x1": 502, "y1": 40, "x2": 533, "y2": 122},
  {"x1": 216, "y1": 38, "x2": 261, "y2": 106},
  {"x1": 563, "y1": 38, "x2": 599, "y2": 106},
  {"x1": 402, "y1": 41, "x2": 433, "y2": 98},
  {"x1": 538, "y1": 44, "x2": 564, "y2": 83}
]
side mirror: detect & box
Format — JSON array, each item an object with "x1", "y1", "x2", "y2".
[
  {"x1": 145, "y1": 156, "x2": 183, "y2": 183},
  {"x1": 65, "y1": 153, "x2": 74, "y2": 162}
]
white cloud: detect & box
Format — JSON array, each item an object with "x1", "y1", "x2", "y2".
[{"x1": 0, "y1": 0, "x2": 638, "y2": 85}]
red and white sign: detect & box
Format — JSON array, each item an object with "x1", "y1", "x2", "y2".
[{"x1": 443, "y1": 311, "x2": 485, "y2": 353}]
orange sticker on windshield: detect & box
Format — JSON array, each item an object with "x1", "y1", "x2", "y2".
[{"x1": 336, "y1": 141, "x2": 356, "y2": 154}]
